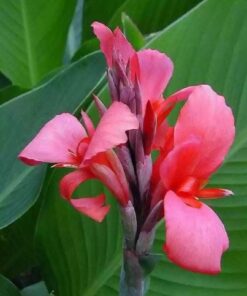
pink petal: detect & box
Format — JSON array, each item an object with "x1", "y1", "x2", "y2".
[
  {"x1": 90, "y1": 162, "x2": 128, "y2": 206},
  {"x1": 92, "y1": 22, "x2": 134, "y2": 67},
  {"x1": 60, "y1": 170, "x2": 109, "y2": 222},
  {"x1": 70, "y1": 195, "x2": 110, "y2": 222},
  {"x1": 105, "y1": 151, "x2": 131, "y2": 203},
  {"x1": 84, "y1": 102, "x2": 139, "y2": 162},
  {"x1": 60, "y1": 169, "x2": 94, "y2": 199},
  {"x1": 160, "y1": 140, "x2": 201, "y2": 191},
  {"x1": 164, "y1": 191, "x2": 229, "y2": 274},
  {"x1": 19, "y1": 114, "x2": 86, "y2": 165},
  {"x1": 113, "y1": 27, "x2": 135, "y2": 65},
  {"x1": 81, "y1": 111, "x2": 95, "y2": 137},
  {"x1": 165, "y1": 85, "x2": 198, "y2": 105},
  {"x1": 174, "y1": 85, "x2": 235, "y2": 178},
  {"x1": 92, "y1": 22, "x2": 114, "y2": 67},
  {"x1": 132, "y1": 49, "x2": 173, "y2": 112}
]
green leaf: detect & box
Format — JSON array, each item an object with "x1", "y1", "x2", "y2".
[
  {"x1": 0, "y1": 73, "x2": 10, "y2": 89},
  {"x1": 82, "y1": 0, "x2": 123, "y2": 40},
  {"x1": 64, "y1": 0, "x2": 83, "y2": 62},
  {"x1": 109, "y1": 0, "x2": 202, "y2": 34},
  {"x1": 0, "y1": 0, "x2": 77, "y2": 88},
  {"x1": 21, "y1": 282, "x2": 49, "y2": 296},
  {"x1": 0, "y1": 274, "x2": 20, "y2": 296},
  {"x1": 36, "y1": 0, "x2": 247, "y2": 295},
  {"x1": 121, "y1": 13, "x2": 145, "y2": 50},
  {"x1": 0, "y1": 52, "x2": 105, "y2": 229},
  {"x1": 0, "y1": 200, "x2": 41, "y2": 277},
  {"x1": 0, "y1": 86, "x2": 27, "y2": 105},
  {"x1": 71, "y1": 39, "x2": 99, "y2": 62}
]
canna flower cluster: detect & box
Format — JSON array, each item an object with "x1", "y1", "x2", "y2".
[{"x1": 19, "y1": 22, "x2": 235, "y2": 277}]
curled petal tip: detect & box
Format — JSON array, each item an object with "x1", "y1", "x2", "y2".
[{"x1": 223, "y1": 189, "x2": 234, "y2": 196}]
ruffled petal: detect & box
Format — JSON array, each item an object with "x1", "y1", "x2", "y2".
[
  {"x1": 132, "y1": 49, "x2": 173, "y2": 112},
  {"x1": 19, "y1": 114, "x2": 86, "y2": 165},
  {"x1": 60, "y1": 170, "x2": 109, "y2": 222},
  {"x1": 174, "y1": 85, "x2": 235, "y2": 178},
  {"x1": 84, "y1": 102, "x2": 139, "y2": 162},
  {"x1": 91, "y1": 22, "x2": 114, "y2": 67},
  {"x1": 164, "y1": 191, "x2": 229, "y2": 274}
]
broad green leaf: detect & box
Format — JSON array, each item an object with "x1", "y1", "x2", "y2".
[
  {"x1": 36, "y1": 0, "x2": 247, "y2": 295},
  {"x1": 0, "y1": 53, "x2": 105, "y2": 229},
  {"x1": 64, "y1": 0, "x2": 83, "y2": 62},
  {"x1": 82, "y1": 0, "x2": 123, "y2": 40},
  {"x1": 71, "y1": 39, "x2": 99, "y2": 62},
  {"x1": 0, "y1": 200, "x2": 41, "y2": 277},
  {"x1": 0, "y1": 86, "x2": 27, "y2": 105},
  {"x1": 0, "y1": 274, "x2": 20, "y2": 296},
  {"x1": 109, "y1": 0, "x2": 202, "y2": 34},
  {"x1": 0, "y1": 0, "x2": 76, "y2": 88},
  {"x1": 121, "y1": 13, "x2": 145, "y2": 50}
]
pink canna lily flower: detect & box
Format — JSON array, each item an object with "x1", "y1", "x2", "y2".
[
  {"x1": 19, "y1": 102, "x2": 139, "y2": 222},
  {"x1": 158, "y1": 85, "x2": 235, "y2": 274},
  {"x1": 20, "y1": 21, "x2": 236, "y2": 293},
  {"x1": 93, "y1": 22, "x2": 236, "y2": 275}
]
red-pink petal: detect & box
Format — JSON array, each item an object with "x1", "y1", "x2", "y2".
[
  {"x1": 133, "y1": 49, "x2": 173, "y2": 112},
  {"x1": 174, "y1": 85, "x2": 235, "y2": 178},
  {"x1": 164, "y1": 191, "x2": 229, "y2": 274},
  {"x1": 60, "y1": 169, "x2": 94, "y2": 199},
  {"x1": 70, "y1": 195, "x2": 110, "y2": 222},
  {"x1": 84, "y1": 102, "x2": 139, "y2": 162},
  {"x1": 92, "y1": 22, "x2": 134, "y2": 67},
  {"x1": 90, "y1": 163, "x2": 128, "y2": 206},
  {"x1": 165, "y1": 85, "x2": 198, "y2": 105},
  {"x1": 113, "y1": 27, "x2": 135, "y2": 65},
  {"x1": 60, "y1": 170, "x2": 109, "y2": 222},
  {"x1": 81, "y1": 111, "x2": 95, "y2": 137},
  {"x1": 92, "y1": 22, "x2": 114, "y2": 67},
  {"x1": 19, "y1": 114, "x2": 86, "y2": 165},
  {"x1": 160, "y1": 140, "x2": 201, "y2": 191}
]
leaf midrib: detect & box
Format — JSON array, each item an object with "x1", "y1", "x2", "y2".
[{"x1": 20, "y1": 0, "x2": 37, "y2": 86}]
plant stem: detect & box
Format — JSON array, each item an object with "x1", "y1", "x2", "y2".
[{"x1": 120, "y1": 249, "x2": 147, "y2": 296}]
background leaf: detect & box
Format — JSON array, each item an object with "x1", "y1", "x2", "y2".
[
  {"x1": 0, "y1": 0, "x2": 76, "y2": 88},
  {"x1": 121, "y1": 13, "x2": 145, "y2": 50},
  {"x1": 0, "y1": 53, "x2": 105, "y2": 229},
  {"x1": 109, "y1": 0, "x2": 202, "y2": 34},
  {"x1": 21, "y1": 282, "x2": 49, "y2": 296},
  {"x1": 36, "y1": 0, "x2": 247, "y2": 295},
  {"x1": 0, "y1": 274, "x2": 20, "y2": 296},
  {"x1": 82, "y1": 0, "x2": 123, "y2": 40},
  {"x1": 64, "y1": 0, "x2": 83, "y2": 62}
]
